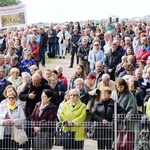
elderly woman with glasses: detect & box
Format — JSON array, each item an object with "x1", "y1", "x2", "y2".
[
  {"x1": 91, "y1": 87, "x2": 125, "y2": 150},
  {"x1": 0, "y1": 90, "x2": 26, "y2": 150},
  {"x1": 88, "y1": 41, "x2": 104, "y2": 72},
  {"x1": 58, "y1": 89, "x2": 86, "y2": 150}
]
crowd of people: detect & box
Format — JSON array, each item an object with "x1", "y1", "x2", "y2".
[{"x1": 0, "y1": 19, "x2": 150, "y2": 149}]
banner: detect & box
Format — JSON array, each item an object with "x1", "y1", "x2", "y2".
[{"x1": 0, "y1": 4, "x2": 27, "y2": 28}]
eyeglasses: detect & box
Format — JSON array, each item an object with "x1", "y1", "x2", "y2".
[
  {"x1": 70, "y1": 94, "x2": 78, "y2": 97},
  {"x1": 94, "y1": 44, "x2": 99, "y2": 46},
  {"x1": 8, "y1": 97, "x2": 15, "y2": 99}
]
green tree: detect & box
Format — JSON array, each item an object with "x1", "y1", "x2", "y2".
[{"x1": 0, "y1": 0, "x2": 22, "y2": 7}]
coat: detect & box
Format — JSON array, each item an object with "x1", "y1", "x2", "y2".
[
  {"x1": 57, "y1": 31, "x2": 71, "y2": 44},
  {"x1": 19, "y1": 81, "x2": 50, "y2": 118},
  {"x1": 88, "y1": 49, "x2": 104, "y2": 70},
  {"x1": 30, "y1": 102, "x2": 57, "y2": 132},
  {"x1": 0, "y1": 100, "x2": 26, "y2": 139},
  {"x1": 59, "y1": 99, "x2": 86, "y2": 141},
  {"x1": 0, "y1": 78, "x2": 12, "y2": 102},
  {"x1": 27, "y1": 41, "x2": 40, "y2": 62},
  {"x1": 111, "y1": 91, "x2": 138, "y2": 129},
  {"x1": 92, "y1": 98, "x2": 125, "y2": 122},
  {"x1": 91, "y1": 98, "x2": 125, "y2": 139}
]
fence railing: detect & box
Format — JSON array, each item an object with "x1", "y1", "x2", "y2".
[{"x1": 0, "y1": 115, "x2": 150, "y2": 150}]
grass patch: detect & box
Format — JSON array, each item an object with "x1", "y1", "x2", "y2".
[{"x1": 45, "y1": 55, "x2": 58, "y2": 64}]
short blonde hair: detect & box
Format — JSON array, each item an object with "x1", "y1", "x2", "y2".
[
  {"x1": 29, "y1": 65, "x2": 38, "y2": 71},
  {"x1": 3, "y1": 85, "x2": 18, "y2": 98},
  {"x1": 10, "y1": 68, "x2": 20, "y2": 75}
]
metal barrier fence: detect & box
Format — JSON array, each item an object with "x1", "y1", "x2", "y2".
[{"x1": 0, "y1": 115, "x2": 150, "y2": 150}]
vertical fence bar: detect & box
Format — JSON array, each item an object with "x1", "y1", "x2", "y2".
[{"x1": 114, "y1": 100, "x2": 117, "y2": 150}]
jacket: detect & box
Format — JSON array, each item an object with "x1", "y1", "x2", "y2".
[
  {"x1": 135, "y1": 49, "x2": 150, "y2": 62},
  {"x1": 57, "y1": 31, "x2": 71, "y2": 44},
  {"x1": 91, "y1": 98, "x2": 125, "y2": 139},
  {"x1": 21, "y1": 58, "x2": 35, "y2": 74},
  {"x1": 104, "y1": 50, "x2": 121, "y2": 72},
  {"x1": 88, "y1": 49, "x2": 104, "y2": 70},
  {"x1": 0, "y1": 78, "x2": 12, "y2": 102},
  {"x1": 27, "y1": 41, "x2": 40, "y2": 62},
  {"x1": 59, "y1": 99, "x2": 86, "y2": 141},
  {"x1": 70, "y1": 34, "x2": 81, "y2": 48},
  {"x1": 0, "y1": 100, "x2": 26, "y2": 139},
  {"x1": 111, "y1": 91, "x2": 138, "y2": 120},
  {"x1": 77, "y1": 44, "x2": 90, "y2": 61},
  {"x1": 19, "y1": 81, "x2": 50, "y2": 118},
  {"x1": 30, "y1": 102, "x2": 57, "y2": 132},
  {"x1": 40, "y1": 31, "x2": 48, "y2": 48},
  {"x1": 47, "y1": 29, "x2": 56, "y2": 43},
  {"x1": 91, "y1": 98, "x2": 125, "y2": 122}
]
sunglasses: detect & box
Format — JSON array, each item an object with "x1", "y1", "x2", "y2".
[{"x1": 94, "y1": 44, "x2": 99, "y2": 46}]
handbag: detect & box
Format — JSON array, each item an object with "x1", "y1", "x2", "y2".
[
  {"x1": 33, "y1": 131, "x2": 53, "y2": 149},
  {"x1": 117, "y1": 129, "x2": 135, "y2": 150},
  {"x1": 63, "y1": 39, "x2": 68, "y2": 46},
  {"x1": 13, "y1": 126, "x2": 28, "y2": 144},
  {"x1": 62, "y1": 130, "x2": 75, "y2": 149},
  {"x1": 7, "y1": 109, "x2": 28, "y2": 144}
]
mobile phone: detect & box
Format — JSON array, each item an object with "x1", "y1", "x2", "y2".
[{"x1": 134, "y1": 81, "x2": 139, "y2": 89}]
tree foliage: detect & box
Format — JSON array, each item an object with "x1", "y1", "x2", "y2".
[{"x1": 0, "y1": 0, "x2": 22, "y2": 7}]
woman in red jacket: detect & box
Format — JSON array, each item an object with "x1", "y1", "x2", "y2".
[
  {"x1": 135, "y1": 43, "x2": 150, "y2": 62},
  {"x1": 27, "y1": 35, "x2": 40, "y2": 68}
]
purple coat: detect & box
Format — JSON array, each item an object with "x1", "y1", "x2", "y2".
[{"x1": 30, "y1": 102, "x2": 57, "y2": 132}]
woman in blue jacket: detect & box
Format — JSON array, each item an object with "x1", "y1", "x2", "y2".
[{"x1": 88, "y1": 41, "x2": 104, "y2": 72}]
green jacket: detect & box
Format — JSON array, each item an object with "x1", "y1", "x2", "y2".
[{"x1": 59, "y1": 99, "x2": 86, "y2": 141}]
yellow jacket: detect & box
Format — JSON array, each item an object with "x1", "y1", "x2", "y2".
[{"x1": 59, "y1": 99, "x2": 86, "y2": 141}]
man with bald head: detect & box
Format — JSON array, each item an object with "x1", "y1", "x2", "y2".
[
  {"x1": 19, "y1": 73, "x2": 50, "y2": 118},
  {"x1": 19, "y1": 73, "x2": 51, "y2": 149}
]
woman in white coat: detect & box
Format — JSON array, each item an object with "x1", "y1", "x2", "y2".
[
  {"x1": 0, "y1": 90, "x2": 26, "y2": 150},
  {"x1": 57, "y1": 26, "x2": 71, "y2": 59}
]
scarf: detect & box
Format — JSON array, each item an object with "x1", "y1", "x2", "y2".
[
  {"x1": 39, "y1": 102, "x2": 49, "y2": 117},
  {"x1": 7, "y1": 102, "x2": 17, "y2": 111}
]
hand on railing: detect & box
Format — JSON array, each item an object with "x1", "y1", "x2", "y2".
[
  {"x1": 34, "y1": 126, "x2": 41, "y2": 132},
  {"x1": 64, "y1": 121, "x2": 74, "y2": 127},
  {"x1": 102, "y1": 119, "x2": 108, "y2": 124}
]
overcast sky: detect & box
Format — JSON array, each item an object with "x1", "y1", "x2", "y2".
[{"x1": 21, "y1": 0, "x2": 150, "y2": 24}]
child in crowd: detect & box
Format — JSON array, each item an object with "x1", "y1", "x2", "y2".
[{"x1": 21, "y1": 52, "x2": 35, "y2": 74}]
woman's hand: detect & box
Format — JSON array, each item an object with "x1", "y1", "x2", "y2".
[
  {"x1": 34, "y1": 126, "x2": 41, "y2": 132},
  {"x1": 67, "y1": 121, "x2": 74, "y2": 127},
  {"x1": 3, "y1": 119, "x2": 13, "y2": 125},
  {"x1": 102, "y1": 119, "x2": 108, "y2": 124}
]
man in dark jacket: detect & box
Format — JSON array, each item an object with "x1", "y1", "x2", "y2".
[
  {"x1": 69, "y1": 29, "x2": 81, "y2": 68},
  {"x1": 0, "y1": 68, "x2": 12, "y2": 102},
  {"x1": 38, "y1": 27, "x2": 48, "y2": 67},
  {"x1": 19, "y1": 73, "x2": 50, "y2": 118},
  {"x1": 104, "y1": 43, "x2": 121, "y2": 81},
  {"x1": 46, "y1": 24, "x2": 56, "y2": 58}
]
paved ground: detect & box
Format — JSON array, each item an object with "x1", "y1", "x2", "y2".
[{"x1": 39, "y1": 54, "x2": 98, "y2": 150}]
